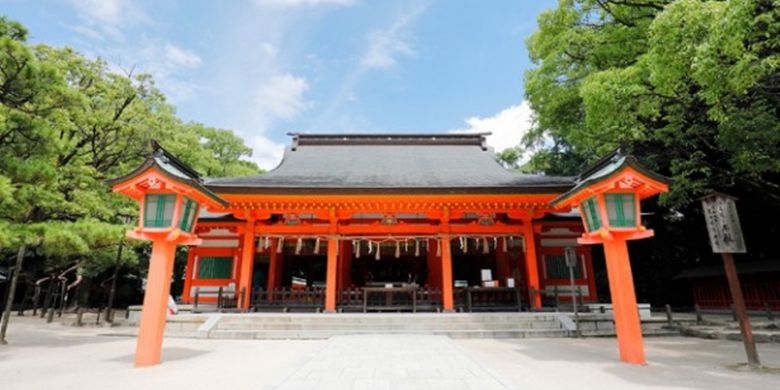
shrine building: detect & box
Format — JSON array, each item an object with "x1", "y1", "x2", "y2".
[{"x1": 122, "y1": 133, "x2": 606, "y2": 312}]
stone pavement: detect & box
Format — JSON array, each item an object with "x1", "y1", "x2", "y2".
[{"x1": 272, "y1": 334, "x2": 511, "y2": 390}]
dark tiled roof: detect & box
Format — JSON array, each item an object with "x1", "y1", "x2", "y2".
[{"x1": 205, "y1": 134, "x2": 575, "y2": 194}]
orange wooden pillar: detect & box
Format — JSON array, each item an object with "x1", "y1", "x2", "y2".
[
  {"x1": 134, "y1": 240, "x2": 177, "y2": 367},
  {"x1": 522, "y1": 222, "x2": 542, "y2": 309},
  {"x1": 440, "y1": 236, "x2": 454, "y2": 311},
  {"x1": 181, "y1": 248, "x2": 196, "y2": 302},
  {"x1": 603, "y1": 239, "x2": 645, "y2": 364},
  {"x1": 237, "y1": 220, "x2": 256, "y2": 309},
  {"x1": 266, "y1": 238, "x2": 281, "y2": 300},
  {"x1": 325, "y1": 238, "x2": 339, "y2": 312}
]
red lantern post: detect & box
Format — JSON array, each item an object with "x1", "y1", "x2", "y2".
[
  {"x1": 107, "y1": 142, "x2": 227, "y2": 367},
  {"x1": 552, "y1": 152, "x2": 671, "y2": 365}
]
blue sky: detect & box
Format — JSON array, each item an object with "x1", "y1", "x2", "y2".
[{"x1": 2, "y1": 0, "x2": 555, "y2": 169}]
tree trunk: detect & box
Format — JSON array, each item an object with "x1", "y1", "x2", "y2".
[
  {"x1": 1, "y1": 245, "x2": 26, "y2": 344},
  {"x1": 106, "y1": 243, "x2": 124, "y2": 323}
]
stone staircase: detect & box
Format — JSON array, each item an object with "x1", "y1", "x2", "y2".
[{"x1": 165, "y1": 312, "x2": 571, "y2": 340}]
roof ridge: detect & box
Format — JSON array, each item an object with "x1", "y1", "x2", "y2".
[{"x1": 288, "y1": 133, "x2": 491, "y2": 149}]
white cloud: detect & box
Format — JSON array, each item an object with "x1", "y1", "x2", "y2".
[
  {"x1": 359, "y1": 6, "x2": 424, "y2": 70},
  {"x1": 71, "y1": 0, "x2": 148, "y2": 40},
  {"x1": 72, "y1": 0, "x2": 124, "y2": 25},
  {"x1": 255, "y1": 73, "x2": 310, "y2": 121},
  {"x1": 261, "y1": 42, "x2": 278, "y2": 58},
  {"x1": 164, "y1": 44, "x2": 202, "y2": 68},
  {"x1": 254, "y1": 0, "x2": 357, "y2": 7},
  {"x1": 450, "y1": 101, "x2": 535, "y2": 153}
]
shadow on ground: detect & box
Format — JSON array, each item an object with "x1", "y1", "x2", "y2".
[{"x1": 107, "y1": 347, "x2": 211, "y2": 364}]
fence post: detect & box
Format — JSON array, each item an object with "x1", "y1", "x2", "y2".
[
  {"x1": 665, "y1": 304, "x2": 673, "y2": 327},
  {"x1": 764, "y1": 303, "x2": 774, "y2": 322},
  {"x1": 193, "y1": 287, "x2": 200, "y2": 312},
  {"x1": 731, "y1": 303, "x2": 737, "y2": 321},
  {"x1": 57, "y1": 282, "x2": 67, "y2": 318},
  {"x1": 40, "y1": 281, "x2": 54, "y2": 319},
  {"x1": 96, "y1": 307, "x2": 102, "y2": 325},
  {"x1": 76, "y1": 306, "x2": 83, "y2": 327},
  {"x1": 32, "y1": 286, "x2": 40, "y2": 316},
  {"x1": 46, "y1": 293, "x2": 56, "y2": 323},
  {"x1": 694, "y1": 304, "x2": 703, "y2": 323},
  {"x1": 217, "y1": 287, "x2": 224, "y2": 310},
  {"x1": 17, "y1": 284, "x2": 31, "y2": 316}
]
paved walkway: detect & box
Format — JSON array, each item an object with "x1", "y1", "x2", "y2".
[
  {"x1": 2, "y1": 316, "x2": 779, "y2": 389},
  {"x1": 272, "y1": 334, "x2": 510, "y2": 390}
]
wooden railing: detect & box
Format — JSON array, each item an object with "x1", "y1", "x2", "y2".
[
  {"x1": 250, "y1": 288, "x2": 325, "y2": 312},
  {"x1": 454, "y1": 287, "x2": 526, "y2": 312}
]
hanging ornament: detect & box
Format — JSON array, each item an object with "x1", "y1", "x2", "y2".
[
  {"x1": 264, "y1": 237, "x2": 272, "y2": 249},
  {"x1": 395, "y1": 241, "x2": 401, "y2": 258},
  {"x1": 355, "y1": 240, "x2": 361, "y2": 259},
  {"x1": 502, "y1": 236, "x2": 508, "y2": 253},
  {"x1": 436, "y1": 239, "x2": 442, "y2": 257},
  {"x1": 493, "y1": 237, "x2": 498, "y2": 250},
  {"x1": 277, "y1": 237, "x2": 284, "y2": 253},
  {"x1": 483, "y1": 237, "x2": 489, "y2": 254},
  {"x1": 475, "y1": 237, "x2": 480, "y2": 251},
  {"x1": 459, "y1": 236, "x2": 466, "y2": 252},
  {"x1": 368, "y1": 240, "x2": 373, "y2": 254},
  {"x1": 414, "y1": 239, "x2": 420, "y2": 257},
  {"x1": 314, "y1": 237, "x2": 321, "y2": 254},
  {"x1": 404, "y1": 240, "x2": 409, "y2": 253},
  {"x1": 295, "y1": 238, "x2": 303, "y2": 255},
  {"x1": 375, "y1": 242, "x2": 381, "y2": 260}
]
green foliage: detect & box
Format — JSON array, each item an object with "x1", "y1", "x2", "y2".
[
  {"x1": 524, "y1": 0, "x2": 780, "y2": 305},
  {"x1": 495, "y1": 147, "x2": 523, "y2": 170},
  {"x1": 0, "y1": 17, "x2": 261, "y2": 278},
  {"x1": 524, "y1": 0, "x2": 779, "y2": 207}
]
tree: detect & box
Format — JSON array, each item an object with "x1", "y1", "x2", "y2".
[
  {"x1": 0, "y1": 16, "x2": 261, "y2": 341},
  {"x1": 496, "y1": 147, "x2": 523, "y2": 170},
  {"x1": 523, "y1": 0, "x2": 779, "y2": 305},
  {"x1": 525, "y1": 0, "x2": 778, "y2": 207}
]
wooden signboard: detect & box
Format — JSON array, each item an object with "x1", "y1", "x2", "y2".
[{"x1": 701, "y1": 194, "x2": 746, "y2": 254}]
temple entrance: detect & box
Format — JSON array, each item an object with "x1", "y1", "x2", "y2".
[
  {"x1": 351, "y1": 255, "x2": 429, "y2": 287},
  {"x1": 281, "y1": 254, "x2": 327, "y2": 288}
]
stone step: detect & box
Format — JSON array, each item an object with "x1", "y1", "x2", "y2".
[
  {"x1": 215, "y1": 321, "x2": 562, "y2": 331},
  {"x1": 214, "y1": 315, "x2": 559, "y2": 324},
  {"x1": 207, "y1": 328, "x2": 571, "y2": 340}
]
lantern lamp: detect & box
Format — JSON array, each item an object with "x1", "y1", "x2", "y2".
[
  {"x1": 108, "y1": 140, "x2": 227, "y2": 245},
  {"x1": 554, "y1": 152, "x2": 669, "y2": 243},
  {"x1": 551, "y1": 150, "x2": 671, "y2": 365}
]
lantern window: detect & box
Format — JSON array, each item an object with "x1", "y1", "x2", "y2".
[
  {"x1": 179, "y1": 197, "x2": 198, "y2": 232},
  {"x1": 605, "y1": 193, "x2": 636, "y2": 228},
  {"x1": 144, "y1": 194, "x2": 176, "y2": 228},
  {"x1": 582, "y1": 196, "x2": 602, "y2": 232}
]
